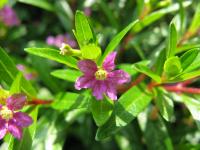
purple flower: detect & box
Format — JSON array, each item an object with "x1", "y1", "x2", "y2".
[
  {"x1": 16, "y1": 64, "x2": 37, "y2": 80},
  {"x1": 0, "y1": 6, "x2": 20, "y2": 27},
  {"x1": 16, "y1": 64, "x2": 25, "y2": 71},
  {"x1": 46, "y1": 34, "x2": 77, "y2": 48},
  {"x1": 75, "y1": 52, "x2": 130, "y2": 100},
  {"x1": 0, "y1": 94, "x2": 33, "y2": 139},
  {"x1": 84, "y1": 7, "x2": 92, "y2": 16}
]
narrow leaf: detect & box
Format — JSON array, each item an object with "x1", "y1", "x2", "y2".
[
  {"x1": 25, "y1": 48, "x2": 78, "y2": 69},
  {"x1": 99, "y1": 20, "x2": 139, "y2": 64},
  {"x1": 51, "y1": 69, "x2": 82, "y2": 82},
  {"x1": 75, "y1": 11, "x2": 95, "y2": 48},
  {"x1": 166, "y1": 23, "x2": 177, "y2": 59}
]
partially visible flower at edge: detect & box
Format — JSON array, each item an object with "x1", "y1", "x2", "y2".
[
  {"x1": 46, "y1": 34, "x2": 77, "y2": 48},
  {"x1": 0, "y1": 6, "x2": 20, "y2": 27},
  {"x1": 75, "y1": 52, "x2": 130, "y2": 100},
  {"x1": 0, "y1": 94, "x2": 33, "y2": 139}
]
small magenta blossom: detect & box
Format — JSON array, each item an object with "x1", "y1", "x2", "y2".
[
  {"x1": 75, "y1": 52, "x2": 130, "y2": 100},
  {"x1": 46, "y1": 34, "x2": 77, "y2": 48},
  {"x1": 0, "y1": 94, "x2": 33, "y2": 139},
  {"x1": 16, "y1": 64, "x2": 37, "y2": 80},
  {"x1": 0, "y1": 6, "x2": 20, "y2": 27}
]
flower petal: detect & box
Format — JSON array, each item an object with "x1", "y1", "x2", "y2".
[
  {"x1": 108, "y1": 70, "x2": 130, "y2": 84},
  {"x1": 6, "y1": 94, "x2": 26, "y2": 110},
  {"x1": 0, "y1": 119, "x2": 7, "y2": 139},
  {"x1": 78, "y1": 60, "x2": 97, "y2": 75},
  {"x1": 75, "y1": 76, "x2": 95, "y2": 90},
  {"x1": 92, "y1": 80, "x2": 107, "y2": 100},
  {"x1": 103, "y1": 52, "x2": 117, "y2": 71},
  {"x1": 8, "y1": 120, "x2": 22, "y2": 139},
  {"x1": 13, "y1": 112, "x2": 33, "y2": 127},
  {"x1": 106, "y1": 83, "x2": 117, "y2": 100}
]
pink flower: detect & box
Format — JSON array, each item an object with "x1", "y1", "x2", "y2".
[
  {"x1": 75, "y1": 52, "x2": 130, "y2": 100},
  {"x1": 16, "y1": 64, "x2": 37, "y2": 80},
  {"x1": 0, "y1": 6, "x2": 20, "y2": 27},
  {"x1": 0, "y1": 94, "x2": 33, "y2": 139},
  {"x1": 46, "y1": 34, "x2": 77, "y2": 48}
]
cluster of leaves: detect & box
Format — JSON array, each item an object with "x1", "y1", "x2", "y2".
[{"x1": 1, "y1": 0, "x2": 200, "y2": 150}]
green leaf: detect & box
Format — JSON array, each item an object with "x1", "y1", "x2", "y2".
[
  {"x1": 75, "y1": 10, "x2": 95, "y2": 48},
  {"x1": 181, "y1": 95, "x2": 200, "y2": 128},
  {"x1": 144, "y1": 115, "x2": 173, "y2": 150},
  {"x1": 18, "y1": 0, "x2": 54, "y2": 11},
  {"x1": 51, "y1": 92, "x2": 91, "y2": 110},
  {"x1": 156, "y1": 89, "x2": 174, "y2": 121},
  {"x1": 8, "y1": 107, "x2": 38, "y2": 150},
  {"x1": 133, "y1": 63, "x2": 161, "y2": 83},
  {"x1": 51, "y1": 69, "x2": 82, "y2": 82},
  {"x1": 166, "y1": 23, "x2": 177, "y2": 59},
  {"x1": 164, "y1": 56, "x2": 182, "y2": 78},
  {"x1": 180, "y1": 48, "x2": 199, "y2": 70},
  {"x1": 115, "y1": 85, "x2": 152, "y2": 126},
  {"x1": 97, "y1": 0, "x2": 118, "y2": 29},
  {"x1": 81, "y1": 44, "x2": 101, "y2": 60},
  {"x1": 172, "y1": 70, "x2": 200, "y2": 82},
  {"x1": 188, "y1": 3, "x2": 200, "y2": 33},
  {"x1": 181, "y1": 49, "x2": 200, "y2": 73},
  {"x1": 98, "y1": 19, "x2": 139, "y2": 64},
  {"x1": 132, "y1": 1, "x2": 191, "y2": 33},
  {"x1": 0, "y1": 0, "x2": 7, "y2": 8},
  {"x1": 96, "y1": 85, "x2": 152, "y2": 140},
  {"x1": 25, "y1": 48, "x2": 78, "y2": 69},
  {"x1": 0, "y1": 47, "x2": 36, "y2": 97},
  {"x1": 91, "y1": 97, "x2": 114, "y2": 127},
  {"x1": 10, "y1": 73, "x2": 23, "y2": 95},
  {"x1": 30, "y1": 55, "x2": 61, "y2": 92},
  {"x1": 117, "y1": 64, "x2": 138, "y2": 76}
]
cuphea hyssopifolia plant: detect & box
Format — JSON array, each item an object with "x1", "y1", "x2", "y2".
[
  {"x1": 25, "y1": 10, "x2": 200, "y2": 138},
  {"x1": 0, "y1": 89, "x2": 33, "y2": 139}
]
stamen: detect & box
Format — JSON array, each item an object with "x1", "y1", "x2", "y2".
[
  {"x1": 0, "y1": 106, "x2": 13, "y2": 121},
  {"x1": 95, "y1": 68, "x2": 108, "y2": 80}
]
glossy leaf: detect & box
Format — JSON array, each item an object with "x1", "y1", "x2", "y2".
[
  {"x1": 133, "y1": 63, "x2": 161, "y2": 83},
  {"x1": 81, "y1": 44, "x2": 101, "y2": 60},
  {"x1": 181, "y1": 95, "x2": 200, "y2": 128},
  {"x1": 144, "y1": 115, "x2": 173, "y2": 150},
  {"x1": 0, "y1": 47, "x2": 36, "y2": 97},
  {"x1": 10, "y1": 73, "x2": 23, "y2": 95},
  {"x1": 51, "y1": 92, "x2": 91, "y2": 110},
  {"x1": 91, "y1": 97, "x2": 114, "y2": 127},
  {"x1": 173, "y1": 70, "x2": 200, "y2": 82},
  {"x1": 156, "y1": 89, "x2": 174, "y2": 121},
  {"x1": 188, "y1": 3, "x2": 200, "y2": 33},
  {"x1": 132, "y1": 1, "x2": 191, "y2": 33},
  {"x1": 51, "y1": 69, "x2": 82, "y2": 82},
  {"x1": 166, "y1": 23, "x2": 177, "y2": 59},
  {"x1": 96, "y1": 85, "x2": 152, "y2": 140},
  {"x1": 25, "y1": 48, "x2": 78, "y2": 69},
  {"x1": 164, "y1": 56, "x2": 182, "y2": 78},
  {"x1": 18, "y1": 0, "x2": 54, "y2": 11},
  {"x1": 180, "y1": 48, "x2": 199, "y2": 70},
  {"x1": 115, "y1": 85, "x2": 152, "y2": 126},
  {"x1": 74, "y1": 11, "x2": 95, "y2": 48}
]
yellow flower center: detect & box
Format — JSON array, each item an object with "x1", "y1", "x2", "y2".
[
  {"x1": 95, "y1": 69, "x2": 108, "y2": 80},
  {"x1": 0, "y1": 106, "x2": 13, "y2": 121}
]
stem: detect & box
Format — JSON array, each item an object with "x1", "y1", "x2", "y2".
[
  {"x1": 164, "y1": 85, "x2": 200, "y2": 94},
  {"x1": 27, "y1": 99, "x2": 53, "y2": 105}
]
